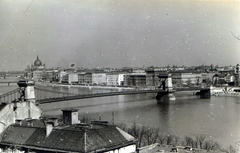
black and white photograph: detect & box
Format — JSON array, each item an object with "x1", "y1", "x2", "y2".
[{"x1": 0, "y1": 0, "x2": 240, "y2": 152}]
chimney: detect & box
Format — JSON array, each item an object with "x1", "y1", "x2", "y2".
[
  {"x1": 48, "y1": 117, "x2": 58, "y2": 127},
  {"x1": 15, "y1": 119, "x2": 22, "y2": 125},
  {"x1": 46, "y1": 121, "x2": 53, "y2": 137},
  {"x1": 61, "y1": 109, "x2": 80, "y2": 125},
  {"x1": 26, "y1": 118, "x2": 34, "y2": 127}
]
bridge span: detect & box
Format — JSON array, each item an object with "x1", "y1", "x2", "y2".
[
  {"x1": 0, "y1": 84, "x2": 165, "y2": 104},
  {"x1": 0, "y1": 73, "x2": 181, "y2": 104},
  {"x1": 0, "y1": 79, "x2": 210, "y2": 104},
  {"x1": 36, "y1": 89, "x2": 158, "y2": 104}
]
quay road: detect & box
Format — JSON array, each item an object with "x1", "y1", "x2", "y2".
[{"x1": 36, "y1": 89, "x2": 159, "y2": 104}]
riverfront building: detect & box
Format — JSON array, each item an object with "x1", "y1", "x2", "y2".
[
  {"x1": 31, "y1": 56, "x2": 46, "y2": 81},
  {"x1": 145, "y1": 68, "x2": 168, "y2": 87},
  {"x1": 92, "y1": 73, "x2": 107, "y2": 85},
  {"x1": 25, "y1": 55, "x2": 59, "y2": 82},
  {"x1": 68, "y1": 73, "x2": 78, "y2": 84},
  {"x1": 78, "y1": 72, "x2": 93, "y2": 84},
  {"x1": 124, "y1": 73, "x2": 146, "y2": 87},
  {"x1": 106, "y1": 73, "x2": 125, "y2": 86},
  {"x1": 59, "y1": 70, "x2": 69, "y2": 84}
]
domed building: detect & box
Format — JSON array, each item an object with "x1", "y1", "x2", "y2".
[
  {"x1": 31, "y1": 55, "x2": 45, "y2": 71},
  {"x1": 34, "y1": 55, "x2": 42, "y2": 67},
  {"x1": 25, "y1": 55, "x2": 46, "y2": 81}
]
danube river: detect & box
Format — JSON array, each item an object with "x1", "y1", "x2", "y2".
[{"x1": 1, "y1": 84, "x2": 240, "y2": 148}]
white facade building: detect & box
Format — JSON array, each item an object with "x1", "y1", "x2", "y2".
[
  {"x1": 68, "y1": 73, "x2": 78, "y2": 84},
  {"x1": 107, "y1": 73, "x2": 125, "y2": 86},
  {"x1": 92, "y1": 73, "x2": 107, "y2": 85},
  {"x1": 181, "y1": 73, "x2": 202, "y2": 85}
]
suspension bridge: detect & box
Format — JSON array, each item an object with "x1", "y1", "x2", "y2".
[
  {"x1": 0, "y1": 86, "x2": 163, "y2": 104},
  {"x1": 0, "y1": 74, "x2": 183, "y2": 104}
]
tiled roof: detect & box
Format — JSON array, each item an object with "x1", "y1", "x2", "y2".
[{"x1": 0, "y1": 124, "x2": 136, "y2": 152}]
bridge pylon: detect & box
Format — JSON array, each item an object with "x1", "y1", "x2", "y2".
[
  {"x1": 156, "y1": 73, "x2": 175, "y2": 101},
  {"x1": 17, "y1": 79, "x2": 36, "y2": 103}
]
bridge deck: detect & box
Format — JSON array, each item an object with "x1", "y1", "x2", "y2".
[{"x1": 36, "y1": 90, "x2": 159, "y2": 104}]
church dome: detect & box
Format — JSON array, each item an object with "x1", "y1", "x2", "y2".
[{"x1": 34, "y1": 55, "x2": 42, "y2": 66}]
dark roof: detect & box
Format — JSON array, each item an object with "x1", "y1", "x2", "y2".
[
  {"x1": 21, "y1": 119, "x2": 46, "y2": 128},
  {"x1": 0, "y1": 103, "x2": 7, "y2": 111},
  {"x1": 0, "y1": 124, "x2": 135, "y2": 152}
]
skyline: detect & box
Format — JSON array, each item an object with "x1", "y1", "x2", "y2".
[{"x1": 1, "y1": 0, "x2": 240, "y2": 71}]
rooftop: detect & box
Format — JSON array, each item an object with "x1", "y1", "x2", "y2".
[{"x1": 0, "y1": 122, "x2": 136, "y2": 153}]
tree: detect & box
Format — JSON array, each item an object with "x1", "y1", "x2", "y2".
[
  {"x1": 184, "y1": 136, "x2": 194, "y2": 146},
  {"x1": 127, "y1": 123, "x2": 146, "y2": 147},
  {"x1": 166, "y1": 134, "x2": 174, "y2": 145},
  {"x1": 143, "y1": 127, "x2": 159, "y2": 145},
  {"x1": 158, "y1": 133, "x2": 166, "y2": 145},
  {"x1": 203, "y1": 140, "x2": 220, "y2": 151},
  {"x1": 172, "y1": 135, "x2": 180, "y2": 146},
  {"x1": 196, "y1": 135, "x2": 205, "y2": 149}
]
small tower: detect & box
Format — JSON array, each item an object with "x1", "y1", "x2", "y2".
[
  {"x1": 17, "y1": 79, "x2": 36, "y2": 103},
  {"x1": 158, "y1": 73, "x2": 173, "y2": 91},
  {"x1": 156, "y1": 73, "x2": 175, "y2": 101}
]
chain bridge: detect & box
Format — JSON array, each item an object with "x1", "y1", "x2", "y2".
[
  {"x1": 0, "y1": 75, "x2": 179, "y2": 104},
  {"x1": 0, "y1": 86, "x2": 160, "y2": 104}
]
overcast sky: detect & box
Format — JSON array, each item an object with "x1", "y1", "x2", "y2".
[{"x1": 0, "y1": 0, "x2": 240, "y2": 71}]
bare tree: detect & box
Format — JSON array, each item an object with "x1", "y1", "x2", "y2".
[
  {"x1": 166, "y1": 134, "x2": 174, "y2": 145},
  {"x1": 203, "y1": 140, "x2": 220, "y2": 152},
  {"x1": 196, "y1": 135, "x2": 206, "y2": 149},
  {"x1": 158, "y1": 133, "x2": 166, "y2": 145},
  {"x1": 172, "y1": 135, "x2": 180, "y2": 146},
  {"x1": 143, "y1": 126, "x2": 160, "y2": 145},
  {"x1": 127, "y1": 123, "x2": 146, "y2": 147},
  {"x1": 184, "y1": 136, "x2": 194, "y2": 146}
]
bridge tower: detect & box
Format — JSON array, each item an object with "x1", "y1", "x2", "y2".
[
  {"x1": 17, "y1": 79, "x2": 36, "y2": 103},
  {"x1": 0, "y1": 79, "x2": 41, "y2": 134},
  {"x1": 158, "y1": 74, "x2": 173, "y2": 91},
  {"x1": 156, "y1": 73, "x2": 175, "y2": 101}
]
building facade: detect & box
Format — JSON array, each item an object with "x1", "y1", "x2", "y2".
[
  {"x1": 106, "y1": 73, "x2": 125, "y2": 86},
  {"x1": 145, "y1": 69, "x2": 168, "y2": 87},
  {"x1": 68, "y1": 73, "x2": 78, "y2": 84},
  {"x1": 92, "y1": 73, "x2": 107, "y2": 85},
  {"x1": 25, "y1": 55, "x2": 46, "y2": 81},
  {"x1": 124, "y1": 73, "x2": 146, "y2": 87},
  {"x1": 181, "y1": 73, "x2": 202, "y2": 86}
]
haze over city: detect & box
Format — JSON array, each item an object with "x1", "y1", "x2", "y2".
[{"x1": 0, "y1": 0, "x2": 240, "y2": 71}]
